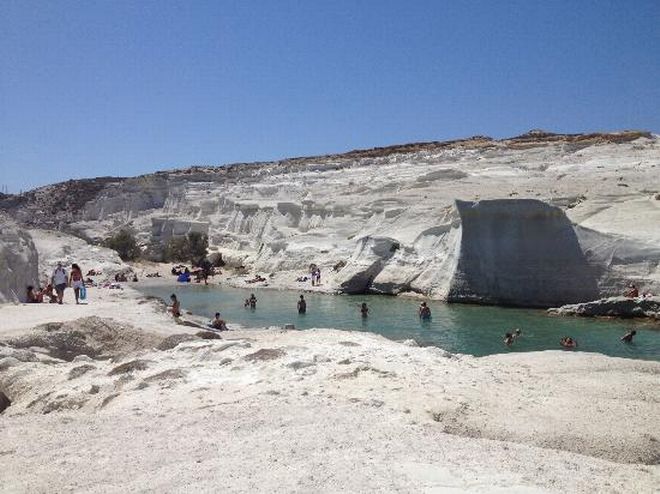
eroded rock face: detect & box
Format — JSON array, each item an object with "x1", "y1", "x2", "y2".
[
  {"x1": 1, "y1": 131, "x2": 659, "y2": 306},
  {"x1": 448, "y1": 200, "x2": 599, "y2": 307},
  {"x1": 0, "y1": 217, "x2": 38, "y2": 303}
]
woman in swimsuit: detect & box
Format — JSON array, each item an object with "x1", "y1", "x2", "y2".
[
  {"x1": 169, "y1": 294, "x2": 181, "y2": 318},
  {"x1": 69, "y1": 263, "x2": 84, "y2": 304}
]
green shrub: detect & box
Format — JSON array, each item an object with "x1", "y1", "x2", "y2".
[
  {"x1": 164, "y1": 232, "x2": 208, "y2": 263},
  {"x1": 187, "y1": 232, "x2": 209, "y2": 261},
  {"x1": 104, "y1": 229, "x2": 141, "y2": 261}
]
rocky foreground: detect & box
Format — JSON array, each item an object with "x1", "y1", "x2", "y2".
[
  {"x1": 1, "y1": 223, "x2": 659, "y2": 494},
  {"x1": 2, "y1": 130, "x2": 660, "y2": 308},
  {"x1": 1, "y1": 290, "x2": 659, "y2": 493},
  {"x1": 550, "y1": 296, "x2": 660, "y2": 319}
]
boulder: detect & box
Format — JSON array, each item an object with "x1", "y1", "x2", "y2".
[
  {"x1": 448, "y1": 200, "x2": 599, "y2": 307},
  {"x1": 549, "y1": 296, "x2": 660, "y2": 319},
  {"x1": 0, "y1": 217, "x2": 38, "y2": 303}
]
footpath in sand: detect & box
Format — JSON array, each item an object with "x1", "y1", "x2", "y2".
[{"x1": 1, "y1": 286, "x2": 659, "y2": 493}]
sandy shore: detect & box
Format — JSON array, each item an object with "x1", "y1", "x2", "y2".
[{"x1": 1, "y1": 284, "x2": 659, "y2": 493}]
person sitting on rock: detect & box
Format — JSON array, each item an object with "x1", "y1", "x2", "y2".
[
  {"x1": 620, "y1": 330, "x2": 636, "y2": 343},
  {"x1": 26, "y1": 285, "x2": 42, "y2": 303},
  {"x1": 503, "y1": 333, "x2": 514, "y2": 346},
  {"x1": 624, "y1": 283, "x2": 639, "y2": 298},
  {"x1": 210, "y1": 312, "x2": 228, "y2": 331},
  {"x1": 42, "y1": 283, "x2": 57, "y2": 303},
  {"x1": 168, "y1": 294, "x2": 181, "y2": 318}
]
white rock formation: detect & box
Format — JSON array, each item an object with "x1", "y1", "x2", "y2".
[
  {"x1": 447, "y1": 199, "x2": 599, "y2": 307},
  {"x1": 29, "y1": 229, "x2": 128, "y2": 282},
  {"x1": 3, "y1": 131, "x2": 660, "y2": 306},
  {"x1": 0, "y1": 216, "x2": 38, "y2": 303}
]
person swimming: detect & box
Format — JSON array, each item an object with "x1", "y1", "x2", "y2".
[
  {"x1": 620, "y1": 330, "x2": 636, "y2": 343},
  {"x1": 560, "y1": 336, "x2": 577, "y2": 348},
  {"x1": 360, "y1": 302, "x2": 369, "y2": 318},
  {"x1": 418, "y1": 302, "x2": 432, "y2": 320},
  {"x1": 503, "y1": 333, "x2": 514, "y2": 346}
]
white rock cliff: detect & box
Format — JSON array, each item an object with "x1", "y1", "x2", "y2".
[{"x1": 2, "y1": 131, "x2": 659, "y2": 306}]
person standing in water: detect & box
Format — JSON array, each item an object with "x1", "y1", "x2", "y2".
[
  {"x1": 418, "y1": 301, "x2": 432, "y2": 320},
  {"x1": 297, "y1": 295, "x2": 307, "y2": 314},
  {"x1": 51, "y1": 262, "x2": 68, "y2": 304},
  {"x1": 249, "y1": 293, "x2": 257, "y2": 309},
  {"x1": 69, "y1": 263, "x2": 84, "y2": 304},
  {"x1": 360, "y1": 302, "x2": 369, "y2": 318}
]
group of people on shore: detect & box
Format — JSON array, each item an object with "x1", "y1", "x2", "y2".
[
  {"x1": 310, "y1": 267, "x2": 322, "y2": 286},
  {"x1": 26, "y1": 262, "x2": 85, "y2": 305},
  {"x1": 623, "y1": 282, "x2": 655, "y2": 298}
]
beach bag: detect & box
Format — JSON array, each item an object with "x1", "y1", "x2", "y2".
[{"x1": 80, "y1": 285, "x2": 87, "y2": 300}]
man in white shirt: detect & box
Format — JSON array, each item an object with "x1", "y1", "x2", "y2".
[{"x1": 51, "y1": 262, "x2": 68, "y2": 304}]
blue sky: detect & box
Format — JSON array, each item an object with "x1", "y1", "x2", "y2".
[{"x1": 1, "y1": 0, "x2": 659, "y2": 193}]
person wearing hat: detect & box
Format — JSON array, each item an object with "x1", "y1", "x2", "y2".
[{"x1": 51, "y1": 262, "x2": 68, "y2": 304}]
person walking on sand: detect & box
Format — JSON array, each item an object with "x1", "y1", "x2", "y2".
[
  {"x1": 297, "y1": 294, "x2": 307, "y2": 314},
  {"x1": 51, "y1": 262, "x2": 68, "y2": 304},
  {"x1": 69, "y1": 263, "x2": 84, "y2": 304}
]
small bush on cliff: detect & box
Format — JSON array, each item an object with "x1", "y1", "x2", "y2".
[
  {"x1": 164, "y1": 232, "x2": 208, "y2": 263},
  {"x1": 187, "y1": 232, "x2": 209, "y2": 261},
  {"x1": 104, "y1": 229, "x2": 140, "y2": 261}
]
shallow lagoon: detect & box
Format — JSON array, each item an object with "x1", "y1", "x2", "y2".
[{"x1": 139, "y1": 284, "x2": 660, "y2": 361}]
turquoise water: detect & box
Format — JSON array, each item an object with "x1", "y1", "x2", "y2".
[{"x1": 138, "y1": 284, "x2": 660, "y2": 361}]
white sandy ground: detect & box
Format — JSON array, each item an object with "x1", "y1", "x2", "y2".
[{"x1": 1, "y1": 285, "x2": 659, "y2": 493}]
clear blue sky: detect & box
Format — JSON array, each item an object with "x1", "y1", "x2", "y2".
[{"x1": 1, "y1": 0, "x2": 659, "y2": 193}]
